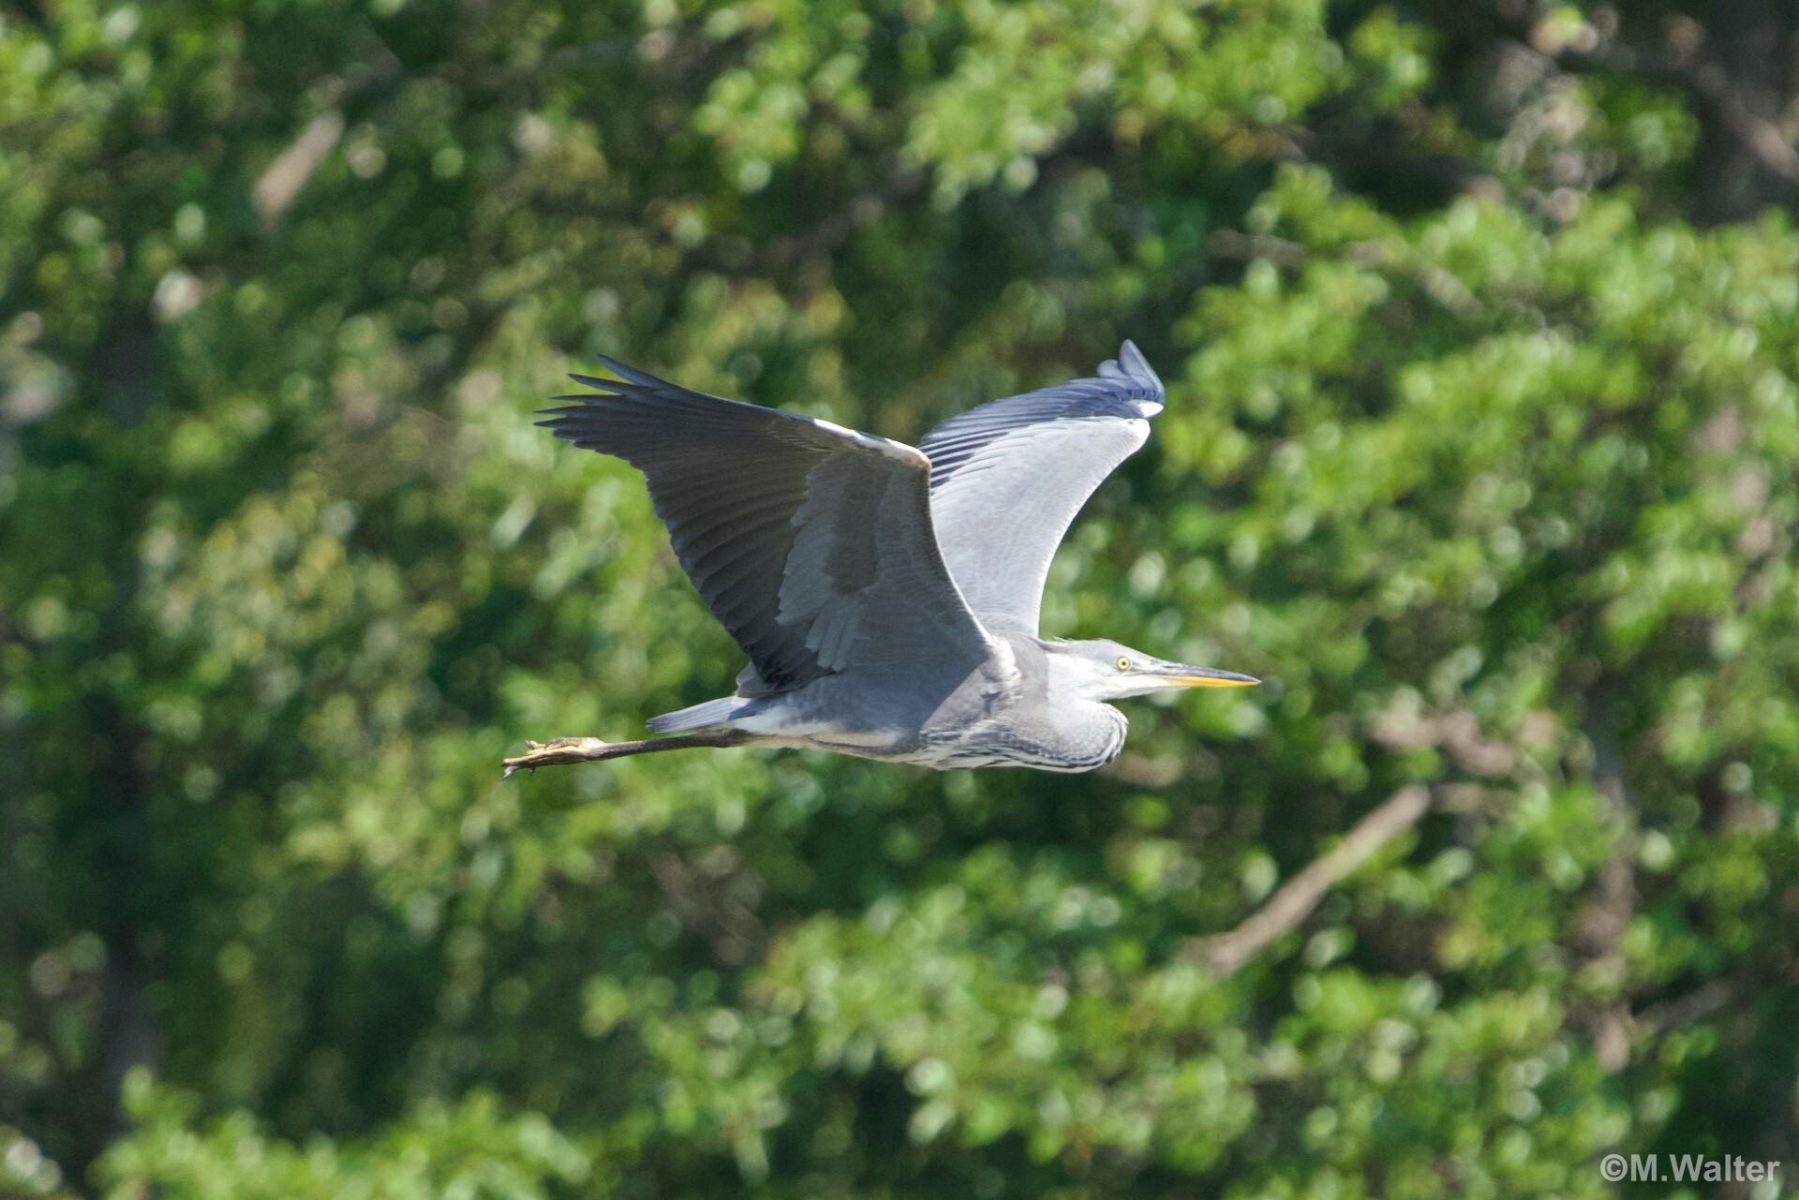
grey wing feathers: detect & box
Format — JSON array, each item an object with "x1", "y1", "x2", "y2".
[
  {"x1": 540, "y1": 357, "x2": 993, "y2": 691},
  {"x1": 918, "y1": 340, "x2": 1166, "y2": 633}
]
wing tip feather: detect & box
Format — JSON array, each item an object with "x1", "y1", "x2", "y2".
[{"x1": 1101, "y1": 339, "x2": 1165, "y2": 397}]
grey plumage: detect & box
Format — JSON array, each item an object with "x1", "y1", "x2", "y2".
[
  {"x1": 540, "y1": 360, "x2": 992, "y2": 690},
  {"x1": 507, "y1": 341, "x2": 1256, "y2": 778},
  {"x1": 921, "y1": 341, "x2": 1164, "y2": 633}
]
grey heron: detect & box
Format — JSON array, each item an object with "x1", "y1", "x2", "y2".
[{"x1": 503, "y1": 341, "x2": 1257, "y2": 777}]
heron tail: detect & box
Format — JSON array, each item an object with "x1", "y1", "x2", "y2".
[{"x1": 647, "y1": 696, "x2": 746, "y2": 734}]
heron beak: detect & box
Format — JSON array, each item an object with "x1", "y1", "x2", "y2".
[{"x1": 1157, "y1": 664, "x2": 1260, "y2": 688}]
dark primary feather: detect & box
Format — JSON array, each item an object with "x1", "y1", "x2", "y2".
[
  {"x1": 918, "y1": 341, "x2": 1168, "y2": 634},
  {"x1": 539, "y1": 357, "x2": 992, "y2": 691},
  {"x1": 919, "y1": 341, "x2": 1165, "y2": 486}
]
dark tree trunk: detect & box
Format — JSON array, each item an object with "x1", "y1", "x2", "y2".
[{"x1": 1691, "y1": 0, "x2": 1799, "y2": 222}]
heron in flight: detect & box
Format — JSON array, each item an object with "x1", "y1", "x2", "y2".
[{"x1": 503, "y1": 341, "x2": 1256, "y2": 777}]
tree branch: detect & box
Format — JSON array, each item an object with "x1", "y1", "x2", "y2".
[
  {"x1": 253, "y1": 109, "x2": 345, "y2": 226},
  {"x1": 1184, "y1": 785, "x2": 1433, "y2": 976},
  {"x1": 1560, "y1": 45, "x2": 1799, "y2": 185},
  {"x1": 1508, "y1": 5, "x2": 1799, "y2": 191},
  {"x1": 1576, "y1": 686, "x2": 1639, "y2": 1070},
  {"x1": 1207, "y1": 230, "x2": 1484, "y2": 318}
]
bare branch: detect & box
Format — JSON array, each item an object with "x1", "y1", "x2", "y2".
[
  {"x1": 1208, "y1": 230, "x2": 1484, "y2": 318},
  {"x1": 1368, "y1": 706, "x2": 1518, "y2": 776},
  {"x1": 1207, "y1": 228, "x2": 1309, "y2": 268},
  {"x1": 648, "y1": 851, "x2": 767, "y2": 965},
  {"x1": 1184, "y1": 785, "x2": 1433, "y2": 976},
  {"x1": 1572, "y1": 47, "x2": 1799, "y2": 184},
  {"x1": 1577, "y1": 691, "x2": 1639, "y2": 1070},
  {"x1": 1634, "y1": 978, "x2": 1737, "y2": 1042},
  {"x1": 254, "y1": 110, "x2": 346, "y2": 225},
  {"x1": 1512, "y1": 7, "x2": 1799, "y2": 189},
  {"x1": 1687, "y1": 63, "x2": 1799, "y2": 184}
]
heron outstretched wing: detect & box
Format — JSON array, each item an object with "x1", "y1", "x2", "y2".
[
  {"x1": 918, "y1": 341, "x2": 1167, "y2": 634},
  {"x1": 540, "y1": 359, "x2": 994, "y2": 692}
]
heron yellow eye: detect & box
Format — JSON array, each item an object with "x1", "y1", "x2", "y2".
[{"x1": 1116, "y1": 657, "x2": 1131, "y2": 672}]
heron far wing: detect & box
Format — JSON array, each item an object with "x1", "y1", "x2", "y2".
[
  {"x1": 539, "y1": 358, "x2": 995, "y2": 692},
  {"x1": 918, "y1": 341, "x2": 1167, "y2": 634}
]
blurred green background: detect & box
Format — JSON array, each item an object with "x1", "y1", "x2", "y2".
[{"x1": 3, "y1": 0, "x2": 1798, "y2": 1195}]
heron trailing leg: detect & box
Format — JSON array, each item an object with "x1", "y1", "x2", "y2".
[{"x1": 502, "y1": 732, "x2": 749, "y2": 778}]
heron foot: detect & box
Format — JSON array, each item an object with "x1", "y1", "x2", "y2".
[
  {"x1": 501, "y1": 736, "x2": 614, "y2": 778},
  {"x1": 504, "y1": 730, "x2": 751, "y2": 778}
]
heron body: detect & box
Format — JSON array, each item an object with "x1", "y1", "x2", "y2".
[
  {"x1": 682, "y1": 635, "x2": 1128, "y2": 772},
  {"x1": 506, "y1": 341, "x2": 1256, "y2": 777}
]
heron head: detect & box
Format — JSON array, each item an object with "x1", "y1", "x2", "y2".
[{"x1": 1056, "y1": 639, "x2": 1260, "y2": 701}]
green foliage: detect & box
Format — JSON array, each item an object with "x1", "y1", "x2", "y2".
[
  {"x1": 100, "y1": 1076, "x2": 592, "y2": 1200},
  {"x1": 2, "y1": 0, "x2": 1795, "y2": 1196}
]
